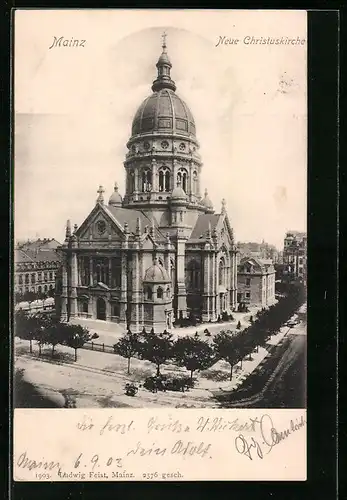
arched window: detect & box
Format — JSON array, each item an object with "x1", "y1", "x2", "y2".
[
  {"x1": 219, "y1": 257, "x2": 226, "y2": 286},
  {"x1": 25, "y1": 274, "x2": 29, "y2": 284},
  {"x1": 145, "y1": 287, "x2": 153, "y2": 300},
  {"x1": 38, "y1": 286, "x2": 42, "y2": 294},
  {"x1": 128, "y1": 170, "x2": 135, "y2": 193},
  {"x1": 159, "y1": 168, "x2": 171, "y2": 192},
  {"x1": 142, "y1": 169, "x2": 152, "y2": 192},
  {"x1": 157, "y1": 287, "x2": 163, "y2": 299},
  {"x1": 31, "y1": 273, "x2": 36, "y2": 284},
  {"x1": 93, "y1": 258, "x2": 109, "y2": 285},
  {"x1": 193, "y1": 170, "x2": 198, "y2": 194},
  {"x1": 186, "y1": 260, "x2": 200, "y2": 290},
  {"x1": 177, "y1": 169, "x2": 188, "y2": 193},
  {"x1": 44, "y1": 285, "x2": 48, "y2": 293}
]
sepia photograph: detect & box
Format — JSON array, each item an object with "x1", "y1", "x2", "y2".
[
  {"x1": 13, "y1": 9, "x2": 309, "y2": 482},
  {"x1": 14, "y1": 10, "x2": 307, "y2": 412}
]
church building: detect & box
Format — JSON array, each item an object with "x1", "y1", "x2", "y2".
[{"x1": 56, "y1": 36, "x2": 238, "y2": 333}]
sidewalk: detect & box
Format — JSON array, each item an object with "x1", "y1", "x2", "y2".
[{"x1": 85, "y1": 305, "x2": 262, "y2": 345}]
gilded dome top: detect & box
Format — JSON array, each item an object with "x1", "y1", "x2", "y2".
[
  {"x1": 144, "y1": 259, "x2": 170, "y2": 283},
  {"x1": 131, "y1": 89, "x2": 196, "y2": 137}
]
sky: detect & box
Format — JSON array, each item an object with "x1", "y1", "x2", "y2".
[{"x1": 14, "y1": 10, "x2": 307, "y2": 249}]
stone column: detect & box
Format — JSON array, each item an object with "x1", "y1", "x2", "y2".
[
  {"x1": 60, "y1": 256, "x2": 68, "y2": 322},
  {"x1": 69, "y1": 252, "x2": 78, "y2": 318},
  {"x1": 131, "y1": 248, "x2": 141, "y2": 333},
  {"x1": 210, "y1": 251, "x2": 217, "y2": 321},
  {"x1": 176, "y1": 239, "x2": 187, "y2": 318},
  {"x1": 202, "y1": 250, "x2": 211, "y2": 322},
  {"x1": 120, "y1": 251, "x2": 128, "y2": 328},
  {"x1": 108, "y1": 257, "x2": 112, "y2": 288},
  {"x1": 89, "y1": 256, "x2": 93, "y2": 286}
]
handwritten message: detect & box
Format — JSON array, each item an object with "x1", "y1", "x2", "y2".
[{"x1": 14, "y1": 409, "x2": 306, "y2": 481}]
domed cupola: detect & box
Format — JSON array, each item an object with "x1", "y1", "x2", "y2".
[
  {"x1": 144, "y1": 258, "x2": 171, "y2": 283},
  {"x1": 108, "y1": 182, "x2": 122, "y2": 207},
  {"x1": 201, "y1": 188, "x2": 214, "y2": 213},
  {"x1": 171, "y1": 181, "x2": 187, "y2": 203}
]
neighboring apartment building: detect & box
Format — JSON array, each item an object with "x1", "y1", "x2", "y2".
[
  {"x1": 14, "y1": 238, "x2": 62, "y2": 297},
  {"x1": 237, "y1": 257, "x2": 276, "y2": 308},
  {"x1": 282, "y1": 231, "x2": 307, "y2": 283},
  {"x1": 237, "y1": 241, "x2": 279, "y2": 264}
]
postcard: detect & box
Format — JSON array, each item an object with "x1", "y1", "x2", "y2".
[{"x1": 13, "y1": 9, "x2": 307, "y2": 481}]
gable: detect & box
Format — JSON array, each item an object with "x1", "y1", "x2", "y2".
[{"x1": 77, "y1": 204, "x2": 124, "y2": 242}]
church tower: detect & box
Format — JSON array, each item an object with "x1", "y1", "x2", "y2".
[{"x1": 123, "y1": 34, "x2": 207, "y2": 236}]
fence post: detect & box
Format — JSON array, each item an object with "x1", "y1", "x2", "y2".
[
  {"x1": 92, "y1": 342, "x2": 94, "y2": 350},
  {"x1": 102, "y1": 343, "x2": 105, "y2": 352}
]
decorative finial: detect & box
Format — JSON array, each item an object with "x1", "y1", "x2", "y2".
[
  {"x1": 221, "y1": 198, "x2": 226, "y2": 214},
  {"x1": 124, "y1": 222, "x2": 129, "y2": 234},
  {"x1": 65, "y1": 219, "x2": 71, "y2": 239},
  {"x1": 73, "y1": 224, "x2": 78, "y2": 234},
  {"x1": 114, "y1": 182, "x2": 119, "y2": 192},
  {"x1": 96, "y1": 185, "x2": 105, "y2": 204},
  {"x1": 207, "y1": 221, "x2": 212, "y2": 239},
  {"x1": 162, "y1": 31, "x2": 167, "y2": 51},
  {"x1": 204, "y1": 188, "x2": 208, "y2": 198}
]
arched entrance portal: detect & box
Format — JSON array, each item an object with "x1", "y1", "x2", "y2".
[{"x1": 96, "y1": 297, "x2": 106, "y2": 320}]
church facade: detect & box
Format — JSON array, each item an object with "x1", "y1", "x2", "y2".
[{"x1": 56, "y1": 37, "x2": 238, "y2": 333}]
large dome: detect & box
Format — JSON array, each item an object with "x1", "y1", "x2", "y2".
[{"x1": 131, "y1": 88, "x2": 196, "y2": 137}]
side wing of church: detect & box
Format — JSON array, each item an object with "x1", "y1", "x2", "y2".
[{"x1": 56, "y1": 36, "x2": 238, "y2": 333}]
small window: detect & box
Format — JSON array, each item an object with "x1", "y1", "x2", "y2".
[
  {"x1": 145, "y1": 287, "x2": 153, "y2": 300},
  {"x1": 246, "y1": 278, "x2": 251, "y2": 286},
  {"x1": 82, "y1": 301, "x2": 88, "y2": 313},
  {"x1": 157, "y1": 287, "x2": 163, "y2": 299},
  {"x1": 245, "y1": 292, "x2": 250, "y2": 299}
]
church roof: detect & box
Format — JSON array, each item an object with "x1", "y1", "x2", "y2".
[
  {"x1": 105, "y1": 205, "x2": 166, "y2": 241},
  {"x1": 189, "y1": 214, "x2": 220, "y2": 240},
  {"x1": 131, "y1": 88, "x2": 196, "y2": 137}
]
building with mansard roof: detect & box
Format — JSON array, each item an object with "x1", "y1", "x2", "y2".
[{"x1": 56, "y1": 36, "x2": 238, "y2": 333}]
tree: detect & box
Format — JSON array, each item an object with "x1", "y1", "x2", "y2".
[
  {"x1": 236, "y1": 320, "x2": 241, "y2": 329},
  {"x1": 113, "y1": 331, "x2": 140, "y2": 374},
  {"x1": 138, "y1": 331, "x2": 174, "y2": 376},
  {"x1": 15, "y1": 311, "x2": 41, "y2": 354},
  {"x1": 213, "y1": 331, "x2": 239, "y2": 381},
  {"x1": 64, "y1": 324, "x2": 92, "y2": 362},
  {"x1": 173, "y1": 336, "x2": 213, "y2": 381},
  {"x1": 45, "y1": 322, "x2": 62, "y2": 358}
]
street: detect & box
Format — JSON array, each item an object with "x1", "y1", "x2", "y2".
[{"x1": 216, "y1": 321, "x2": 307, "y2": 408}]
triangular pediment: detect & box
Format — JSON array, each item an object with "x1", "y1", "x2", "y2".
[
  {"x1": 141, "y1": 233, "x2": 157, "y2": 250},
  {"x1": 76, "y1": 203, "x2": 125, "y2": 241}
]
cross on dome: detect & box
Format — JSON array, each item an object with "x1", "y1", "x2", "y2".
[{"x1": 161, "y1": 31, "x2": 167, "y2": 51}]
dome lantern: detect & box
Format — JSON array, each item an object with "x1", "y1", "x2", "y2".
[{"x1": 151, "y1": 32, "x2": 176, "y2": 93}]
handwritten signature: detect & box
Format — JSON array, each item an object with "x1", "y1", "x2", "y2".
[{"x1": 235, "y1": 414, "x2": 306, "y2": 460}]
